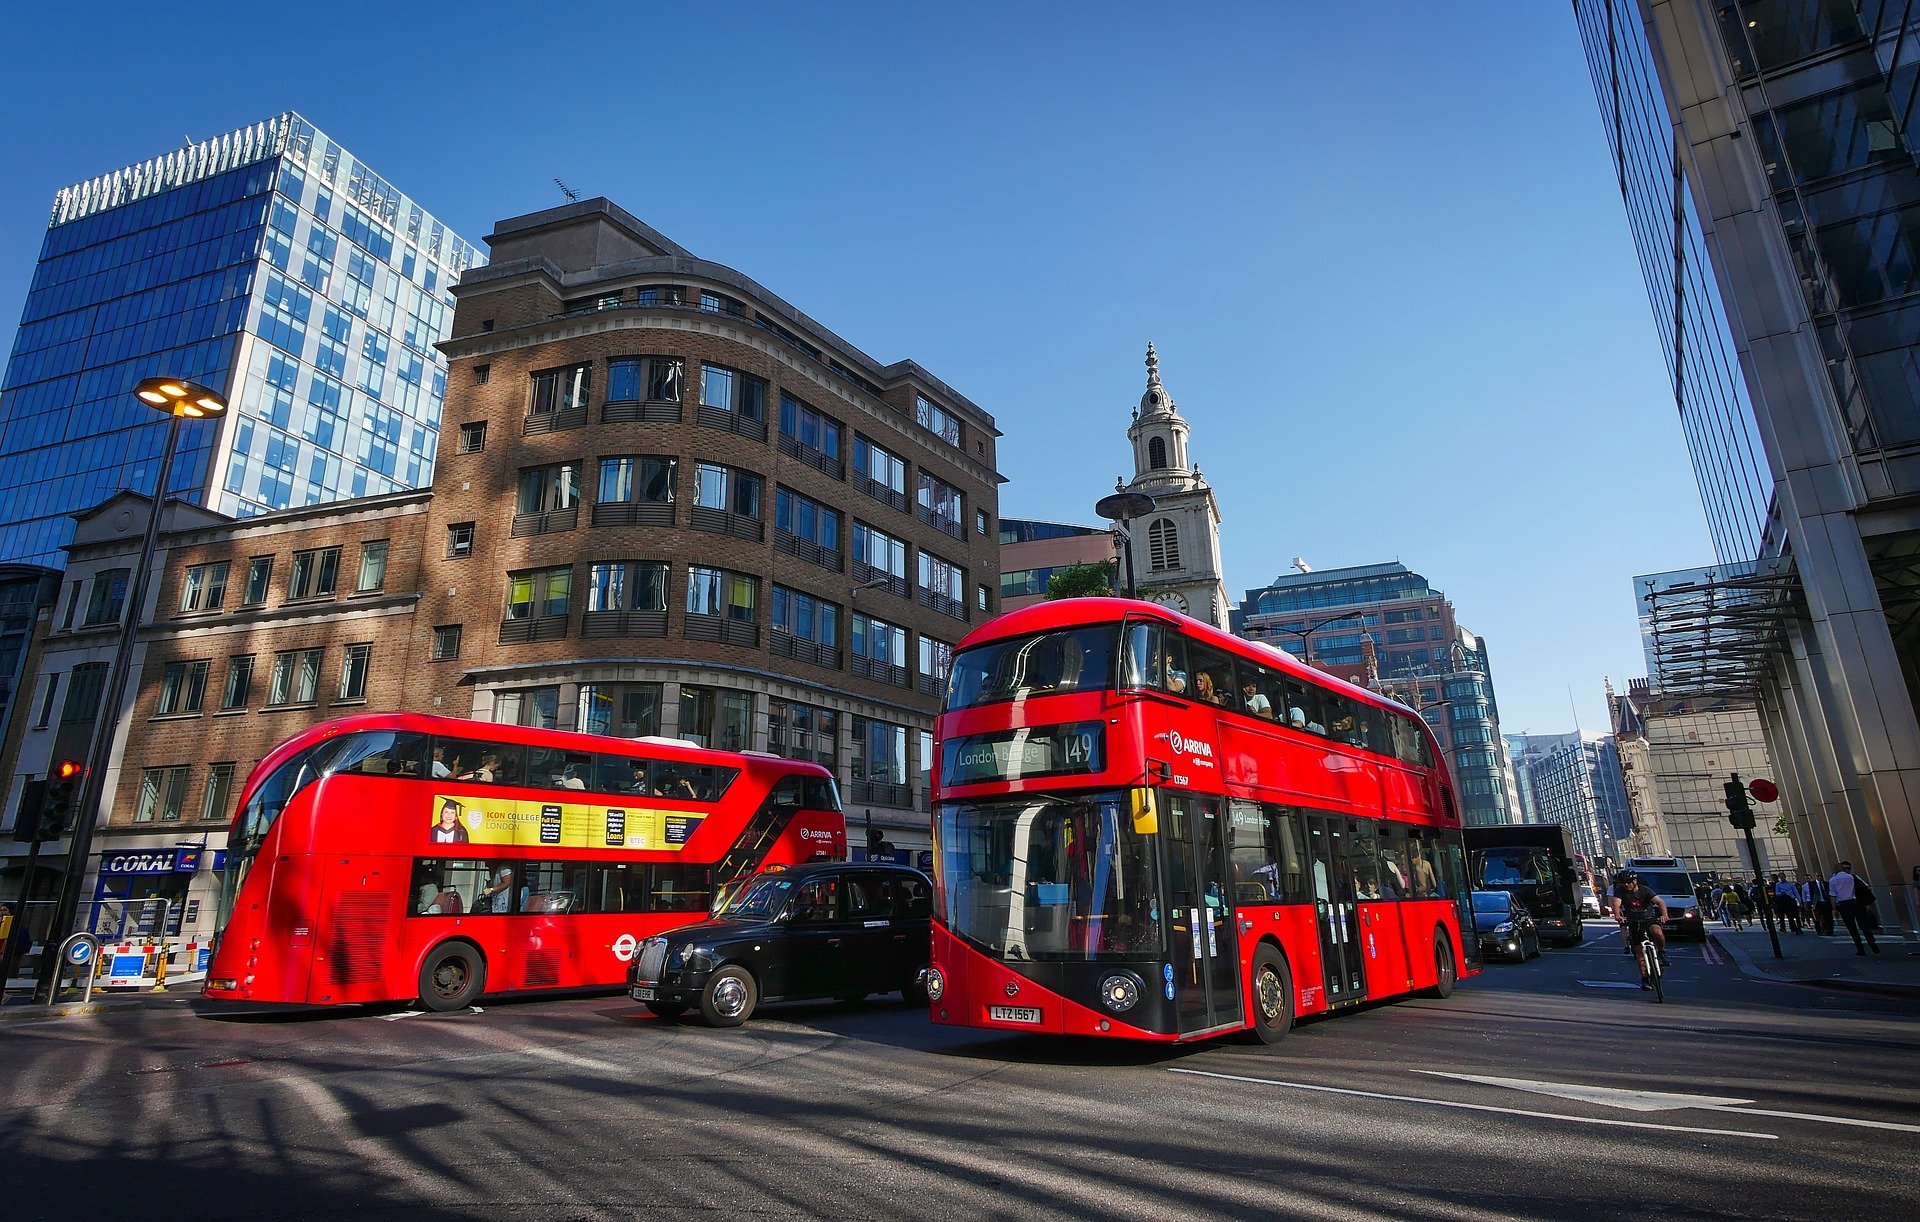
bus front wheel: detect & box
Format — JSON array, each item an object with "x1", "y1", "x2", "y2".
[
  {"x1": 1248, "y1": 946, "x2": 1294, "y2": 1045},
  {"x1": 1423, "y1": 931, "x2": 1457, "y2": 999},
  {"x1": 419, "y1": 942, "x2": 486, "y2": 1012}
]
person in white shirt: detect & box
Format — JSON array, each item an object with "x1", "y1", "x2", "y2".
[{"x1": 1828, "y1": 862, "x2": 1880, "y2": 955}]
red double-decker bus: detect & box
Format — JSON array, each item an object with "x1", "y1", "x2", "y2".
[
  {"x1": 204, "y1": 712, "x2": 844, "y2": 1010},
  {"x1": 926, "y1": 599, "x2": 1478, "y2": 1043}
]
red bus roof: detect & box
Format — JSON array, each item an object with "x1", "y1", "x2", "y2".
[{"x1": 959, "y1": 597, "x2": 1427, "y2": 721}]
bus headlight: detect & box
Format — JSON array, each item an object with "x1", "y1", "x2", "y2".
[
  {"x1": 924, "y1": 967, "x2": 945, "y2": 1002},
  {"x1": 1099, "y1": 972, "x2": 1142, "y2": 1013}
]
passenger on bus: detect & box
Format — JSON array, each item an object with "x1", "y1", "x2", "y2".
[
  {"x1": 1242, "y1": 682, "x2": 1273, "y2": 719},
  {"x1": 429, "y1": 746, "x2": 452, "y2": 779},
  {"x1": 459, "y1": 753, "x2": 498, "y2": 783},
  {"x1": 1163, "y1": 653, "x2": 1188, "y2": 694},
  {"x1": 479, "y1": 864, "x2": 514, "y2": 914},
  {"x1": 1194, "y1": 671, "x2": 1220, "y2": 704}
]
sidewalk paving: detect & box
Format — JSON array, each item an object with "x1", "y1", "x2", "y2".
[
  {"x1": 0, "y1": 985, "x2": 199, "y2": 1026},
  {"x1": 1710, "y1": 919, "x2": 1920, "y2": 999}
]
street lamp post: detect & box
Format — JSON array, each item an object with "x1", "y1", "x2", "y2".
[
  {"x1": 34, "y1": 377, "x2": 227, "y2": 1000},
  {"x1": 1094, "y1": 488, "x2": 1155, "y2": 599}
]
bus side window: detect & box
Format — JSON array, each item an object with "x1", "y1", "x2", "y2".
[
  {"x1": 413, "y1": 859, "x2": 488, "y2": 916},
  {"x1": 592, "y1": 864, "x2": 645, "y2": 913},
  {"x1": 1349, "y1": 820, "x2": 1382, "y2": 900},
  {"x1": 1120, "y1": 621, "x2": 1162, "y2": 690},
  {"x1": 1268, "y1": 806, "x2": 1308, "y2": 903},
  {"x1": 1377, "y1": 825, "x2": 1409, "y2": 900},
  {"x1": 1281, "y1": 681, "x2": 1327, "y2": 735},
  {"x1": 1228, "y1": 799, "x2": 1274, "y2": 902}
]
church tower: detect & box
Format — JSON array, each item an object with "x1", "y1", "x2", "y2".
[{"x1": 1121, "y1": 343, "x2": 1228, "y2": 628}]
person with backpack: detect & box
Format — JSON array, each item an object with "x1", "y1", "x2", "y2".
[{"x1": 1829, "y1": 861, "x2": 1880, "y2": 955}]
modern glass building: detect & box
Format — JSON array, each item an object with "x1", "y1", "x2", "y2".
[
  {"x1": 1575, "y1": 2, "x2": 1920, "y2": 925},
  {"x1": 1505, "y1": 731, "x2": 1635, "y2": 863},
  {"x1": 1238, "y1": 562, "x2": 1520, "y2": 826},
  {"x1": 0, "y1": 113, "x2": 478, "y2": 566}
]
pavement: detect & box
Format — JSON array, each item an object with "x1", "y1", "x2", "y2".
[
  {"x1": 0, "y1": 982, "x2": 200, "y2": 1024},
  {"x1": 1708, "y1": 917, "x2": 1920, "y2": 998}
]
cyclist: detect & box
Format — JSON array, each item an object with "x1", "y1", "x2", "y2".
[{"x1": 1610, "y1": 869, "x2": 1669, "y2": 981}]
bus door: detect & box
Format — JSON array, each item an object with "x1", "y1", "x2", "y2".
[
  {"x1": 1305, "y1": 815, "x2": 1366, "y2": 1005},
  {"x1": 1160, "y1": 794, "x2": 1242, "y2": 1034}
]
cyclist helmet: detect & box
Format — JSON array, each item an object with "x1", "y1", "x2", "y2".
[{"x1": 1615, "y1": 869, "x2": 1638, "y2": 886}]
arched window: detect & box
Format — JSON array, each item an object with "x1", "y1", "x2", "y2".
[
  {"x1": 1148, "y1": 437, "x2": 1168, "y2": 470},
  {"x1": 1147, "y1": 518, "x2": 1181, "y2": 572}
]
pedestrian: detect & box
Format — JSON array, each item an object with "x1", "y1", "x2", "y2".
[
  {"x1": 1747, "y1": 878, "x2": 1768, "y2": 927},
  {"x1": 1829, "y1": 860, "x2": 1881, "y2": 956},
  {"x1": 1711, "y1": 883, "x2": 1732, "y2": 928},
  {"x1": 1772, "y1": 874, "x2": 1802, "y2": 934}
]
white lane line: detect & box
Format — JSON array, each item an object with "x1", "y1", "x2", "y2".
[
  {"x1": 1577, "y1": 981, "x2": 1643, "y2": 989},
  {"x1": 1420, "y1": 1071, "x2": 1920, "y2": 1136},
  {"x1": 1166, "y1": 1068, "x2": 1776, "y2": 1141}
]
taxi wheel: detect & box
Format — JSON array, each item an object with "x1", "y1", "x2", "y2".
[
  {"x1": 645, "y1": 1001, "x2": 688, "y2": 1019},
  {"x1": 1248, "y1": 946, "x2": 1294, "y2": 1045},
  {"x1": 699, "y1": 965, "x2": 758, "y2": 1027},
  {"x1": 1423, "y1": 931, "x2": 1457, "y2": 999},
  {"x1": 419, "y1": 942, "x2": 485, "y2": 1012}
]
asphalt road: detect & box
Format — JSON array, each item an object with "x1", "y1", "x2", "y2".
[{"x1": 1, "y1": 920, "x2": 1914, "y2": 1220}]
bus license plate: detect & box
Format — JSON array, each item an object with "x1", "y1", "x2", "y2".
[
  {"x1": 631, "y1": 987, "x2": 656, "y2": 1001},
  {"x1": 988, "y1": 1005, "x2": 1041, "y2": 1024}
]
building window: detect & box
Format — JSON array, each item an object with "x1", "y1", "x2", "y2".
[
  {"x1": 691, "y1": 463, "x2": 763, "y2": 538},
  {"x1": 458, "y1": 422, "x2": 487, "y2": 453},
  {"x1": 1147, "y1": 518, "x2": 1180, "y2": 572},
  {"x1": 599, "y1": 455, "x2": 676, "y2": 504},
  {"x1": 977, "y1": 584, "x2": 991, "y2": 613},
  {"x1": 686, "y1": 566, "x2": 757, "y2": 623},
  {"x1": 241, "y1": 557, "x2": 273, "y2": 606},
  {"x1": 608, "y1": 356, "x2": 683, "y2": 403},
  {"x1": 680, "y1": 684, "x2": 753, "y2": 750},
  {"x1": 337, "y1": 644, "x2": 372, "y2": 700},
  {"x1": 178, "y1": 562, "x2": 229, "y2": 613},
  {"x1": 473, "y1": 363, "x2": 490, "y2": 385},
  {"x1": 917, "y1": 551, "x2": 966, "y2": 617},
  {"x1": 587, "y1": 561, "x2": 668, "y2": 612},
  {"x1": 976, "y1": 509, "x2": 991, "y2": 537},
  {"x1": 356, "y1": 540, "x2": 389, "y2": 593},
  {"x1": 852, "y1": 437, "x2": 906, "y2": 505},
  {"x1": 221, "y1": 655, "x2": 254, "y2": 710},
  {"x1": 156, "y1": 660, "x2": 210, "y2": 715},
  {"x1": 852, "y1": 522, "x2": 908, "y2": 586},
  {"x1": 772, "y1": 585, "x2": 840, "y2": 655},
  {"x1": 268, "y1": 649, "x2": 324, "y2": 706},
  {"x1": 530, "y1": 363, "x2": 592, "y2": 416},
  {"x1": 83, "y1": 569, "x2": 129, "y2": 626},
  {"x1": 779, "y1": 393, "x2": 842, "y2": 462},
  {"x1": 768, "y1": 699, "x2": 838, "y2": 771},
  {"x1": 202, "y1": 762, "x2": 236, "y2": 824},
  {"x1": 34, "y1": 673, "x2": 59, "y2": 728},
  {"x1": 518, "y1": 463, "x2": 580, "y2": 513},
  {"x1": 916, "y1": 473, "x2": 964, "y2": 536},
  {"x1": 506, "y1": 567, "x2": 572, "y2": 620},
  {"x1": 774, "y1": 487, "x2": 841, "y2": 565},
  {"x1": 635, "y1": 285, "x2": 684, "y2": 308},
  {"x1": 698, "y1": 290, "x2": 746, "y2": 317},
  {"x1": 1148, "y1": 437, "x2": 1168, "y2": 469},
  {"x1": 699, "y1": 363, "x2": 766, "y2": 420},
  {"x1": 62, "y1": 663, "x2": 107, "y2": 723},
  {"x1": 135, "y1": 766, "x2": 191, "y2": 823},
  {"x1": 287, "y1": 547, "x2": 342, "y2": 599},
  {"x1": 916, "y1": 395, "x2": 962, "y2": 447},
  {"x1": 576, "y1": 682, "x2": 664, "y2": 737},
  {"x1": 851, "y1": 716, "x2": 910, "y2": 794},
  {"x1": 495, "y1": 686, "x2": 561, "y2": 730},
  {"x1": 431, "y1": 625, "x2": 463, "y2": 661},
  {"x1": 919, "y1": 635, "x2": 953, "y2": 685},
  {"x1": 852, "y1": 612, "x2": 909, "y2": 683},
  {"x1": 447, "y1": 523, "x2": 475, "y2": 558}
]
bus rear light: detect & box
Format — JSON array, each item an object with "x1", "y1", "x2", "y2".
[
  {"x1": 925, "y1": 966, "x2": 945, "y2": 1002},
  {"x1": 1099, "y1": 972, "x2": 1142, "y2": 1013}
]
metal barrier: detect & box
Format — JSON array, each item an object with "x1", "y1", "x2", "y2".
[
  {"x1": 90, "y1": 899, "x2": 212, "y2": 991},
  {"x1": 48, "y1": 934, "x2": 100, "y2": 1006}
]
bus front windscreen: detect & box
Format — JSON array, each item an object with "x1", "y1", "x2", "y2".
[
  {"x1": 945, "y1": 626, "x2": 1117, "y2": 709},
  {"x1": 936, "y1": 791, "x2": 1162, "y2": 960}
]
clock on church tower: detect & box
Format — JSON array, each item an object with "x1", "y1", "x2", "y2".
[{"x1": 1148, "y1": 589, "x2": 1190, "y2": 615}]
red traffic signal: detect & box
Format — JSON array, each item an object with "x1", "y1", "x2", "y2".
[
  {"x1": 1747, "y1": 777, "x2": 1779, "y2": 804},
  {"x1": 52, "y1": 759, "x2": 84, "y2": 781}
]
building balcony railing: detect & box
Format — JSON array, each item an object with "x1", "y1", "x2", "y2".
[
  {"x1": 499, "y1": 615, "x2": 570, "y2": 645},
  {"x1": 684, "y1": 612, "x2": 759, "y2": 648},
  {"x1": 915, "y1": 505, "x2": 966, "y2": 540},
  {"x1": 524, "y1": 405, "x2": 589, "y2": 435},
  {"x1": 695, "y1": 405, "x2": 769, "y2": 443},
  {"x1": 854, "y1": 475, "x2": 909, "y2": 514},
  {"x1": 915, "y1": 588, "x2": 967, "y2": 621},
  {"x1": 510, "y1": 506, "x2": 580, "y2": 538},
  {"x1": 770, "y1": 630, "x2": 842, "y2": 670},
  {"x1": 689, "y1": 505, "x2": 764, "y2": 543},
  {"x1": 850, "y1": 779, "x2": 912, "y2": 808},
  {"x1": 581, "y1": 609, "x2": 668, "y2": 638},
  {"x1": 852, "y1": 562, "x2": 908, "y2": 600},
  {"x1": 777, "y1": 434, "x2": 845, "y2": 481},
  {"x1": 850, "y1": 655, "x2": 910, "y2": 687},
  {"x1": 916, "y1": 673, "x2": 945, "y2": 698},
  {"x1": 602, "y1": 399, "x2": 682, "y2": 424},
  {"x1": 591, "y1": 501, "x2": 674, "y2": 529},
  {"x1": 774, "y1": 529, "x2": 843, "y2": 572}
]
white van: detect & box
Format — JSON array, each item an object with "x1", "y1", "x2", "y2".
[{"x1": 1618, "y1": 857, "x2": 1706, "y2": 940}]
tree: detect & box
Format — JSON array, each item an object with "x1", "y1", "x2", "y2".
[{"x1": 1046, "y1": 561, "x2": 1116, "y2": 600}]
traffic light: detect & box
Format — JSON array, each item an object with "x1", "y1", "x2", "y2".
[
  {"x1": 10, "y1": 778, "x2": 46, "y2": 843},
  {"x1": 39, "y1": 760, "x2": 84, "y2": 841},
  {"x1": 1724, "y1": 772, "x2": 1755, "y2": 831}
]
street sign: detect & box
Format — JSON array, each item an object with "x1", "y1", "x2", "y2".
[
  {"x1": 1747, "y1": 777, "x2": 1779, "y2": 803},
  {"x1": 65, "y1": 937, "x2": 96, "y2": 966}
]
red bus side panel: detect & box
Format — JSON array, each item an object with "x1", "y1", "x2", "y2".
[
  {"x1": 1236, "y1": 906, "x2": 1332, "y2": 1018},
  {"x1": 308, "y1": 856, "x2": 408, "y2": 1005}
]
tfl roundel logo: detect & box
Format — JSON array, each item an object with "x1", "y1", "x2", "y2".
[{"x1": 612, "y1": 933, "x2": 639, "y2": 962}]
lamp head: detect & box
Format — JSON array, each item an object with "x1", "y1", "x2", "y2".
[{"x1": 134, "y1": 377, "x2": 228, "y2": 419}]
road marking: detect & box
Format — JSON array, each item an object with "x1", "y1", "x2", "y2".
[
  {"x1": 1166, "y1": 1068, "x2": 1775, "y2": 1140},
  {"x1": 1420, "y1": 1072, "x2": 1920, "y2": 1135},
  {"x1": 1701, "y1": 941, "x2": 1721, "y2": 966},
  {"x1": 1577, "y1": 980, "x2": 1643, "y2": 989}
]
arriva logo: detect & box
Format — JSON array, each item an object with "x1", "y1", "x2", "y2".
[
  {"x1": 800, "y1": 827, "x2": 836, "y2": 841},
  {"x1": 1166, "y1": 731, "x2": 1215, "y2": 759}
]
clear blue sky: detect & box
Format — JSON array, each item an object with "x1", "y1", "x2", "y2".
[{"x1": 0, "y1": 1, "x2": 1712, "y2": 736}]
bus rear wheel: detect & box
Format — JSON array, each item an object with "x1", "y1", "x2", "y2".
[
  {"x1": 1248, "y1": 947, "x2": 1294, "y2": 1045},
  {"x1": 699, "y1": 965, "x2": 758, "y2": 1027},
  {"x1": 1423, "y1": 931, "x2": 1457, "y2": 999},
  {"x1": 419, "y1": 942, "x2": 485, "y2": 1012}
]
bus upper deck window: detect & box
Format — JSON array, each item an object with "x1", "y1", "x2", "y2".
[{"x1": 1121, "y1": 622, "x2": 1164, "y2": 690}]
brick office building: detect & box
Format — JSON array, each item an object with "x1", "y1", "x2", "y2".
[{"x1": 3, "y1": 197, "x2": 1002, "y2": 939}]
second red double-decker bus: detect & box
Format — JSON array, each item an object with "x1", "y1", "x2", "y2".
[
  {"x1": 205, "y1": 712, "x2": 844, "y2": 1010},
  {"x1": 926, "y1": 598, "x2": 1478, "y2": 1042}
]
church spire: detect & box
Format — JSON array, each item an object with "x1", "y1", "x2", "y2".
[{"x1": 1137, "y1": 341, "x2": 1180, "y2": 421}]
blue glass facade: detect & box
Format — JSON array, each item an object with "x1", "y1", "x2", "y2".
[{"x1": 0, "y1": 113, "x2": 478, "y2": 566}]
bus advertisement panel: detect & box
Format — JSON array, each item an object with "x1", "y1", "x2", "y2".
[
  {"x1": 926, "y1": 598, "x2": 1477, "y2": 1044},
  {"x1": 204, "y1": 713, "x2": 844, "y2": 1010}
]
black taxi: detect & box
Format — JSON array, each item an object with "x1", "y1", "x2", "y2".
[{"x1": 629, "y1": 861, "x2": 933, "y2": 1027}]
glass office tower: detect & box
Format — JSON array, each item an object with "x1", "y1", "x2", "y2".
[{"x1": 0, "y1": 113, "x2": 479, "y2": 566}]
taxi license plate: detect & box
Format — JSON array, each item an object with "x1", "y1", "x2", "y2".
[
  {"x1": 988, "y1": 1005, "x2": 1040, "y2": 1024},
  {"x1": 631, "y1": 987, "x2": 656, "y2": 1001}
]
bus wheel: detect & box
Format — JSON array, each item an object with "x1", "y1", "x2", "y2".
[
  {"x1": 1249, "y1": 947, "x2": 1294, "y2": 1045},
  {"x1": 1423, "y1": 932, "x2": 1457, "y2": 999},
  {"x1": 645, "y1": 1001, "x2": 688, "y2": 1020},
  {"x1": 699, "y1": 965, "x2": 758, "y2": 1027},
  {"x1": 419, "y1": 942, "x2": 485, "y2": 1012}
]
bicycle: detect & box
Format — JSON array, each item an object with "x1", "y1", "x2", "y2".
[{"x1": 1627, "y1": 921, "x2": 1664, "y2": 1003}]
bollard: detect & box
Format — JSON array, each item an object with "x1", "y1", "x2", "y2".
[{"x1": 50, "y1": 934, "x2": 100, "y2": 1006}]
